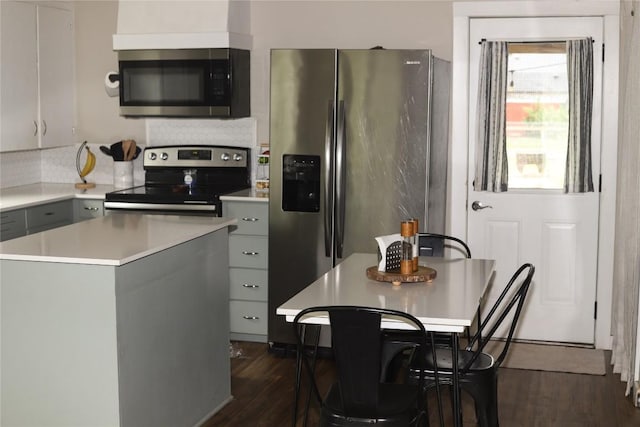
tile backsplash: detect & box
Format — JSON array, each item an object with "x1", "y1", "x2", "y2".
[
  {"x1": 0, "y1": 118, "x2": 258, "y2": 190},
  {"x1": 0, "y1": 150, "x2": 42, "y2": 188}
]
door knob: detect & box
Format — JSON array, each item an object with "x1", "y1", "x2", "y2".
[{"x1": 472, "y1": 201, "x2": 493, "y2": 211}]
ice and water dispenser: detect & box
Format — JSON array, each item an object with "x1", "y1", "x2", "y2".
[{"x1": 282, "y1": 154, "x2": 320, "y2": 212}]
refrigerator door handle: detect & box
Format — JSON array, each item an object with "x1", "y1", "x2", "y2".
[
  {"x1": 335, "y1": 100, "x2": 346, "y2": 259},
  {"x1": 324, "y1": 100, "x2": 335, "y2": 257}
]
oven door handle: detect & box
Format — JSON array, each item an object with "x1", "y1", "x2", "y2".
[{"x1": 103, "y1": 202, "x2": 217, "y2": 212}]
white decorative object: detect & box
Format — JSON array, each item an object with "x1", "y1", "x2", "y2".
[
  {"x1": 114, "y1": 161, "x2": 134, "y2": 189},
  {"x1": 375, "y1": 233, "x2": 402, "y2": 272}
]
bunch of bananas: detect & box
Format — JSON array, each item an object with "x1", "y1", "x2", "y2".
[{"x1": 76, "y1": 141, "x2": 96, "y2": 181}]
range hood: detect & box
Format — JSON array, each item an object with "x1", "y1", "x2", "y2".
[{"x1": 113, "y1": 0, "x2": 252, "y2": 50}]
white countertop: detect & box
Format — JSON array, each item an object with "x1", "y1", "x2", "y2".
[
  {"x1": 220, "y1": 188, "x2": 269, "y2": 202},
  {"x1": 1, "y1": 183, "x2": 268, "y2": 211},
  {"x1": 0, "y1": 183, "x2": 115, "y2": 211},
  {"x1": 0, "y1": 213, "x2": 236, "y2": 266}
]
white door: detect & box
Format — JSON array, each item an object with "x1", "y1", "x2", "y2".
[{"x1": 467, "y1": 17, "x2": 603, "y2": 344}]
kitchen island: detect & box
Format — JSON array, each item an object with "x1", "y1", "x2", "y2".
[{"x1": 0, "y1": 214, "x2": 235, "y2": 427}]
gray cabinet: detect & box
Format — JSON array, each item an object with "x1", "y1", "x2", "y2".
[
  {"x1": 74, "y1": 199, "x2": 104, "y2": 222},
  {"x1": 224, "y1": 200, "x2": 269, "y2": 342},
  {"x1": 26, "y1": 200, "x2": 73, "y2": 234},
  {"x1": 1, "y1": 209, "x2": 27, "y2": 241},
  {"x1": 1, "y1": 198, "x2": 104, "y2": 242}
]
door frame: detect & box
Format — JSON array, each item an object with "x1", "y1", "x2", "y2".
[{"x1": 450, "y1": 1, "x2": 620, "y2": 349}]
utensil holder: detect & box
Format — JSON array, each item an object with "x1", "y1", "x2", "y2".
[{"x1": 114, "y1": 161, "x2": 134, "y2": 189}]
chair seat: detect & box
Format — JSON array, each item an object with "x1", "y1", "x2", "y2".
[
  {"x1": 427, "y1": 347, "x2": 495, "y2": 373},
  {"x1": 322, "y1": 382, "x2": 422, "y2": 426}
]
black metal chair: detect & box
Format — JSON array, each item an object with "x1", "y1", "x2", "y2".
[
  {"x1": 381, "y1": 233, "x2": 474, "y2": 383},
  {"x1": 410, "y1": 263, "x2": 535, "y2": 427},
  {"x1": 417, "y1": 233, "x2": 475, "y2": 340},
  {"x1": 292, "y1": 306, "x2": 444, "y2": 427}
]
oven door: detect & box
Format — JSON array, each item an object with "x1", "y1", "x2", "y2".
[{"x1": 105, "y1": 183, "x2": 222, "y2": 216}]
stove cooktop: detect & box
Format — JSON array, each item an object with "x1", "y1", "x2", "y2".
[{"x1": 104, "y1": 145, "x2": 251, "y2": 213}]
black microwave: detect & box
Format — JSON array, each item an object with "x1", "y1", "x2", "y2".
[{"x1": 117, "y1": 48, "x2": 250, "y2": 118}]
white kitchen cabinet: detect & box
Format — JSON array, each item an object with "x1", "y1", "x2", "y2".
[
  {"x1": 38, "y1": 4, "x2": 74, "y2": 148},
  {"x1": 224, "y1": 200, "x2": 269, "y2": 342},
  {"x1": 0, "y1": 1, "x2": 39, "y2": 151},
  {"x1": 0, "y1": 1, "x2": 74, "y2": 152}
]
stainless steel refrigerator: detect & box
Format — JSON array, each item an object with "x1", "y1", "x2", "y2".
[{"x1": 268, "y1": 49, "x2": 450, "y2": 349}]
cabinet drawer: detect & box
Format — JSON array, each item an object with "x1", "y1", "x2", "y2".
[
  {"x1": 225, "y1": 202, "x2": 268, "y2": 236},
  {"x1": 229, "y1": 235, "x2": 268, "y2": 269},
  {"x1": 230, "y1": 268, "x2": 268, "y2": 301},
  {"x1": 229, "y1": 301, "x2": 268, "y2": 335},
  {"x1": 1, "y1": 209, "x2": 27, "y2": 241},
  {"x1": 74, "y1": 199, "x2": 104, "y2": 221},
  {"x1": 27, "y1": 200, "x2": 73, "y2": 230}
]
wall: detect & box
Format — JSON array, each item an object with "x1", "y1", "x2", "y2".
[
  {"x1": 249, "y1": 0, "x2": 454, "y2": 143},
  {"x1": 74, "y1": 1, "x2": 145, "y2": 146}
]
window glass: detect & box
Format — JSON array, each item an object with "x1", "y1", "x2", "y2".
[{"x1": 506, "y1": 43, "x2": 568, "y2": 189}]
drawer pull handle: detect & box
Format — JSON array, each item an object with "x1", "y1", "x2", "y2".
[
  {"x1": 243, "y1": 316, "x2": 260, "y2": 320},
  {"x1": 242, "y1": 284, "x2": 260, "y2": 288},
  {"x1": 44, "y1": 212, "x2": 55, "y2": 216},
  {"x1": 84, "y1": 207, "x2": 99, "y2": 211},
  {"x1": 242, "y1": 251, "x2": 259, "y2": 256},
  {"x1": 241, "y1": 217, "x2": 259, "y2": 222}
]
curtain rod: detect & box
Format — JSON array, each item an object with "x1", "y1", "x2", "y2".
[{"x1": 478, "y1": 38, "x2": 594, "y2": 45}]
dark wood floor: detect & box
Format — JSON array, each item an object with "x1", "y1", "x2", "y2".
[{"x1": 205, "y1": 341, "x2": 640, "y2": 427}]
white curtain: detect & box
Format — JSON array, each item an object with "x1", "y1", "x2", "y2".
[
  {"x1": 565, "y1": 38, "x2": 595, "y2": 193},
  {"x1": 474, "y1": 41, "x2": 509, "y2": 192},
  {"x1": 612, "y1": 0, "x2": 640, "y2": 404}
]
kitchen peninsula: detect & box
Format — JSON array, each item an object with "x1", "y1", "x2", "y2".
[{"x1": 0, "y1": 214, "x2": 235, "y2": 427}]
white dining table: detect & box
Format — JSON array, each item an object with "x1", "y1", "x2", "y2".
[{"x1": 276, "y1": 252, "x2": 496, "y2": 427}]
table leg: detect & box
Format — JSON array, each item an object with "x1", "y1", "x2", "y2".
[
  {"x1": 292, "y1": 324, "x2": 322, "y2": 427},
  {"x1": 292, "y1": 326, "x2": 304, "y2": 427},
  {"x1": 451, "y1": 332, "x2": 462, "y2": 427}
]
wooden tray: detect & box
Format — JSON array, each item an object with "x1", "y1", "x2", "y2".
[{"x1": 366, "y1": 265, "x2": 437, "y2": 286}]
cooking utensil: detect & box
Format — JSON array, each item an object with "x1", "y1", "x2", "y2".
[
  {"x1": 122, "y1": 140, "x2": 132, "y2": 161},
  {"x1": 110, "y1": 141, "x2": 125, "y2": 161},
  {"x1": 99, "y1": 145, "x2": 112, "y2": 158},
  {"x1": 129, "y1": 140, "x2": 137, "y2": 160}
]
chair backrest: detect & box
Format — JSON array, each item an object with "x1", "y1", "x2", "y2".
[
  {"x1": 418, "y1": 233, "x2": 472, "y2": 258},
  {"x1": 463, "y1": 263, "x2": 535, "y2": 371},
  {"x1": 293, "y1": 306, "x2": 428, "y2": 419}
]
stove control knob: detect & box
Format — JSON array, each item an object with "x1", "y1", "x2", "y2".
[
  {"x1": 161, "y1": 152, "x2": 169, "y2": 160},
  {"x1": 221, "y1": 153, "x2": 230, "y2": 161},
  {"x1": 149, "y1": 152, "x2": 157, "y2": 160},
  {"x1": 233, "y1": 153, "x2": 243, "y2": 161}
]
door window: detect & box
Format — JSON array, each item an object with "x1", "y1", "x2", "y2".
[{"x1": 506, "y1": 43, "x2": 568, "y2": 190}]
